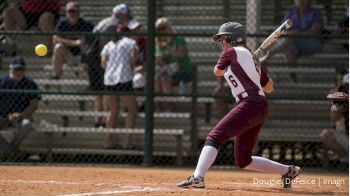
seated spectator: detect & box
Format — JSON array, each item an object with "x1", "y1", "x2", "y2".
[
  {"x1": 0, "y1": 56, "x2": 41, "y2": 159},
  {"x1": 320, "y1": 69, "x2": 349, "y2": 164},
  {"x1": 100, "y1": 24, "x2": 138, "y2": 149},
  {"x1": 51, "y1": 1, "x2": 94, "y2": 79},
  {"x1": 155, "y1": 17, "x2": 192, "y2": 94},
  {"x1": 3, "y1": 0, "x2": 60, "y2": 49},
  {"x1": 269, "y1": 0, "x2": 324, "y2": 83}
]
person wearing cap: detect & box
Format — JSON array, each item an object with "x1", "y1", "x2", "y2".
[
  {"x1": 0, "y1": 56, "x2": 41, "y2": 159},
  {"x1": 100, "y1": 24, "x2": 138, "y2": 149},
  {"x1": 51, "y1": 1, "x2": 94, "y2": 79}
]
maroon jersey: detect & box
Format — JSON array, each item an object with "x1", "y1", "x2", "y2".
[{"x1": 216, "y1": 46, "x2": 268, "y2": 101}]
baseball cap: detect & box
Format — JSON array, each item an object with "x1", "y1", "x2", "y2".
[
  {"x1": 113, "y1": 4, "x2": 128, "y2": 15},
  {"x1": 66, "y1": 1, "x2": 79, "y2": 12},
  {"x1": 10, "y1": 56, "x2": 26, "y2": 69},
  {"x1": 128, "y1": 20, "x2": 141, "y2": 30}
]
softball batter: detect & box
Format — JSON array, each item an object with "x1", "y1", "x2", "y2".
[{"x1": 177, "y1": 22, "x2": 301, "y2": 189}]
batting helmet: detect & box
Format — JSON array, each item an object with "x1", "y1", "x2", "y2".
[{"x1": 212, "y1": 22, "x2": 246, "y2": 44}]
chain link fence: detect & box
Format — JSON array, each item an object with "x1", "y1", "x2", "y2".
[{"x1": 0, "y1": 0, "x2": 348, "y2": 171}]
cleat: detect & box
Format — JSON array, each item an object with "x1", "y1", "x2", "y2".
[
  {"x1": 281, "y1": 165, "x2": 301, "y2": 188},
  {"x1": 177, "y1": 175, "x2": 205, "y2": 188}
]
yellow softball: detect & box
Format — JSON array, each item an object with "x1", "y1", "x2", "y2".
[{"x1": 35, "y1": 44, "x2": 47, "y2": 57}]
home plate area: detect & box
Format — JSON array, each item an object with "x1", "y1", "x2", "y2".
[{"x1": 0, "y1": 166, "x2": 347, "y2": 196}]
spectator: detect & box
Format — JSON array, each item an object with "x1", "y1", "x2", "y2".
[
  {"x1": 51, "y1": 1, "x2": 94, "y2": 79},
  {"x1": 320, "y1": 69, "x2": 349, "y2": 164},
  {"x1": 101, "y1": 24, "x2": 138, "y2": 149},
  {"x1": 270, "y1": 0, "x2": 324, "y2": 83},
  {"x1": 155, "y1": 17, "x2": 192, "y2": 94},
  {"x1": 3, "y1": 0, "x2": 60, "y2": 49},
  {"x1": 0, "y1": 56, "x2": 41, "y2": 159},
  {"x1": 82, "y1": 4, "x2": 127, "y2": 128}
]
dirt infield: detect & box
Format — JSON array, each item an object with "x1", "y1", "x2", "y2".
[{"x1": 0, "y1": 165, "x2": 348, "y2": 196}]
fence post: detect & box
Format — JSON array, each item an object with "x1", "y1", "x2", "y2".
[{"x1": 143, "y1": 0, "x2": 156, "y2": 167}]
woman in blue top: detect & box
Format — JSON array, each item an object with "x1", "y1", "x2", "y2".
[{"x1": 270, "y1": 0, "x2": 324, "y2": 82}]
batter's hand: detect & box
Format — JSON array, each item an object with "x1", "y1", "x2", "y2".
[{"x1": 254, "y1": 48, "x2": 269, "y2": 63}]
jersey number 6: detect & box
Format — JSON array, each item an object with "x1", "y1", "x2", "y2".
[{"x1": 228, "y1": 75, "x2": 238, "y2": 87}]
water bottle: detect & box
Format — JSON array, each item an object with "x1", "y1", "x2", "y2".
[{"x1": 179, "y1": 80, "x2": 185, "y2": 98}]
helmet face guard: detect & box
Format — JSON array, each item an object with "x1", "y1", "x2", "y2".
[{"x1": 212, "y1": 22, "x2": 247, "y2": 44}]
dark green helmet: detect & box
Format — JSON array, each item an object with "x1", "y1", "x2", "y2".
[{"x1": 212, "y1": 22, "x2": 246, "y2": 44}]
